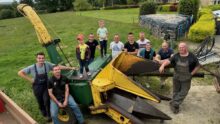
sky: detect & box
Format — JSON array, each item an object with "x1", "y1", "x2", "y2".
[{"x1": 0, "y1": 0, "x2": 19, "y2": 3}]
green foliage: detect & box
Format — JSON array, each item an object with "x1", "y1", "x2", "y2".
[
  {"x1": 188, "y1": 13, "x2": 215, "y2": 42},
  {"x1": 73, "y1": 0, "x2": 92, "y2": 11},
  {"x1": 160, "y1": 5, "x2": 170, "y2": 12},
  {"x1": 178, "y1": 0, "x2": 199, "y2": 21},
  {"x1": 0, "y1": 9, "x2": 15, "y2": 19},
  {"x1": 191, "y1": 0, "x2": 200, "y2": 21},
  {"x1": 139, "y1": 1, "x2": 157, "y2": 15},
  {"x1": 127, "y1": 0, "x2": 134, "y2": 5},
  {"x1": 178, "y1": 0, "x2": 193, "y2": 15},
  {"x1": 208, "y1": 4, "x2": 220, "y2": 11},
  {"x1": 198, "y1": 8, "x2": 212, "y2": 18}
]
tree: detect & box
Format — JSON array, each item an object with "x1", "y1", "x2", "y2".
[
  {"x1": 73, "y1": 0, "x2": 92, "y2": 11},
  {"x1": 20, "y1": 0, "x2": 34, "y2": 6}
]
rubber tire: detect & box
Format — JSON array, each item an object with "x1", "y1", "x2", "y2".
[{"x1": 58, "y1": 107, "x2": 77, "y2": 124}]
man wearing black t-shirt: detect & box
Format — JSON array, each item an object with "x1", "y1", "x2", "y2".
[
  {"x1": 124, "y1": 32, "x2": 139, "y2": 55},
  {"x1": 86, "y1": 33, "x2": 100, "y2": 64},
  {"x1": 48, "y1": 65, "x2": 85, "y2": 124}
]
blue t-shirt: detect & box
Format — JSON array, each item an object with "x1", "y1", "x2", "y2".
[
  {"x1": 22, "y1": 61, "x2": 54, "y2": 79},
  {"x1": 158, "y1": 48, "x2": 174, "y2": 60}
]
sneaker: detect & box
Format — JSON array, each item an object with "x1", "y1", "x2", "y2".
[
  {"x1": 79, "y1": 74, "x2": 83, "y2": 78},
  {"x1": 173, "y1": 106, "x2": 179, "y2": 114},
  {"x1": 145, "y1": 83, "x2": 150, "y2": 88},
  {"x1": 87, "y1": 72, "x2": 91, "y2": 76}
]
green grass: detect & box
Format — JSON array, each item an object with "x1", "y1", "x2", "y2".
[{"x1": 0, "y1": 9, "x2": 164, "y2": 123}]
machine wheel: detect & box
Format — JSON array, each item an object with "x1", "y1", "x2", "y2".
[{"x1": 58, "y1": 107, "x2": 77, "y2": 124}]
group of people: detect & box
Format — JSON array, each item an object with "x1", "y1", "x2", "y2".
[{"x1": 17, "y1": 19, "x2": 201, "y2": 124}]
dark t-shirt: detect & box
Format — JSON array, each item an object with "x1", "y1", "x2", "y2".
[
  {"x1": 86, "y1": 40, "x2": 99, "y2": 58},
  {"x1": 124, "y1": 42, "x2": 139, "y2": 52},
  {"x1": 144, "y1": 50, "x2": 156, "y2": 60},
  {"x1": 158, "y1": 48, "x2": 174, "y2": 60},
  {"x1": 48, "y1": 75, "x2": 69, "y2": 101}
]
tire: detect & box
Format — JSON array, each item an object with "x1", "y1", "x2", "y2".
[{"x1": 58, "y1": 107, "x2": 77, "y2": 124}]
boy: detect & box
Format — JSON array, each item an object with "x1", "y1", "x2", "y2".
[
  {"x1": 86, "y1": 33, "x2": 99, "y2": 64},
  {"x1": 110, "y1": 34, "x2": 124, "y2": 58},
  {"x1": 76, "y1": 34, "x2": 91, "y2": 78},
  {"x1": 97, "y1": 20, "x2": 108, "y2": 57}
]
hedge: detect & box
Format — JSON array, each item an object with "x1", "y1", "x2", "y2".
[
  {"x1": 139, "y1": 1, "x2": 157, "y2": 15},
  {"x1": 188, "y1": 14, "x2": 215, "y2": 42},
  {"x1": 157, "y1": 3, "x2": 178, "y2": 12},
  {"x1": 198, "y1": 8, "x2": 212, "y2": 18},
  {"x1": 208, "y1": 4, "x2": 220, "y2": 11}
]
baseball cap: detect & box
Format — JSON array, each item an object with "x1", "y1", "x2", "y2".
[{"x1": 77, "y1": 34, "x2": 84, "y2": 40}]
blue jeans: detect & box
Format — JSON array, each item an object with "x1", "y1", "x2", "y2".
[
  {"x1": 79, "y1": 59, "x2": 89, "y2": 74},
  {"x1": 50, "y1": 95, "x2": 84, "y2": 124},
  {"x1": 100, "y1": 40, "x2": 107, "y2": 56}
]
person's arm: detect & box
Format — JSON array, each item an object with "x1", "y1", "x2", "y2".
[
  {"x1": 18, "y1": 70, "x2": 33, "y2": 83},
  {"x1": 63, "y1": 84, "x2": 69, "y2": 107},
  {"x1": 152, "y1": 51, "x2": 156, "y2": 60},
  {"x1": 128, "y1": 49, "x2": 138, "y2": 55},
  {"x1": 191, "y1": 65, "x2": 200, "y2": 76},
  {"x1": 159, "y1": 59, "x2": 171, "y2": 73},
  {"x1": 48, "y1": 89, "x2": 64, "y2": 108},
  {"x1": 154, "y1": 54, "x2": 161, "y2": 63}
]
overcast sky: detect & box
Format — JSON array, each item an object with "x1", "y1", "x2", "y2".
[{"x1": 0, "y1": 0, "x2": 19, "y2": 3}]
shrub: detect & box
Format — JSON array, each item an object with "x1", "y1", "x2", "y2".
[
  {"x1": 73, "y1": 0, "x2": 92, "y2": 11},
  {"x1": 139, "y1": 1, "x2": 157, "y2": 15},
  {"x1": 198, "y1": 8, "x2": 212, "y2": 18},
  {"x1": 188, "y1": 14, "x2": 215, "y2": 42},
  {"x1": 191, "y1": 0, "x2": 200, "y2": 21},
  {"x1": 0, "y1": 9, "x2": 15, "y2": 19},
  {"x1": 104, "y1": 5, "x2": 139, "y2": 10},
  {"x1": 161, "y1": 5, "x2": 170, "y2": 12},
  {"x1": 170, "y1": 4, "x2": 178, "y2": 12},
  {"x1": 178, "y1": 0, "x2": 193, "y2": 15},
  {"x1": 208, "y1": 4, "x2": 220, "y2": 11}
]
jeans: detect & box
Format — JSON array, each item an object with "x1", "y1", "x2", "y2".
[
  {"x1": 100, "y1": 40, "x2": 107, "y2": 56},
  {"x1": 50, "y1": 95, "x2": 84, "y2": 124},
  {"x1": 79, "y1": 59, "x2": 89, "y2": 74}
]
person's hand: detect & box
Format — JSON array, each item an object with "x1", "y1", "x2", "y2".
[
  {"x1": 63, "y1": 100, "x2": 68, "y2": 107},
  {"x1": 159, "y1": 66, "x2": 165, "y2": 73},
  {"x1": 58, "y1": 102, "x2": 64, "y2": 108},
  {"x1": 71, "y1": 67, "x2": 78, "y2": 70}
]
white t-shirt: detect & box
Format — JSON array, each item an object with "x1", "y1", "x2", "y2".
[
  {"x1": 136, "y1": 39, "x2": 150, "y2": 56},
  {"x1": 97, "y1": 27, "x2": 108, "y2": 41},
  {"x1": 110, "y1": 41, "x2": 124, "y2": 58}
]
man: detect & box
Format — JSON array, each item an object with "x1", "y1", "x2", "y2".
[
  {"x1": 18, "y1": 52, "x2": 74, "y2": 121},
  {"x1": 136, "y1": 32, "x2": 150, "y2": 56},
  {"x1": 124, "y1": 32, "x2": 139, "y2": 55},
  {"x1": 159, "y1": 42, "x2": 200, "y2": 114},
  {"x1": 48, "y1": 65, "x2": 85, "y2": 124},
  {"x1": 139, "y1": 42, "x2": 156, "y2": 60},
  {"x1": 156, "y1": 41, "x2": 174, "y2": 89},
  {"x1": 110, "y1": 34, "x2": 124, "y2": 58},
  {"x1": 86, "y1": 33, "x2": 100, "y2": 64}
]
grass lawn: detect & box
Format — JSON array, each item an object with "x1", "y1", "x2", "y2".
[{"x1": 0, "y1": 9, "x2": 164, "y2": 123}]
